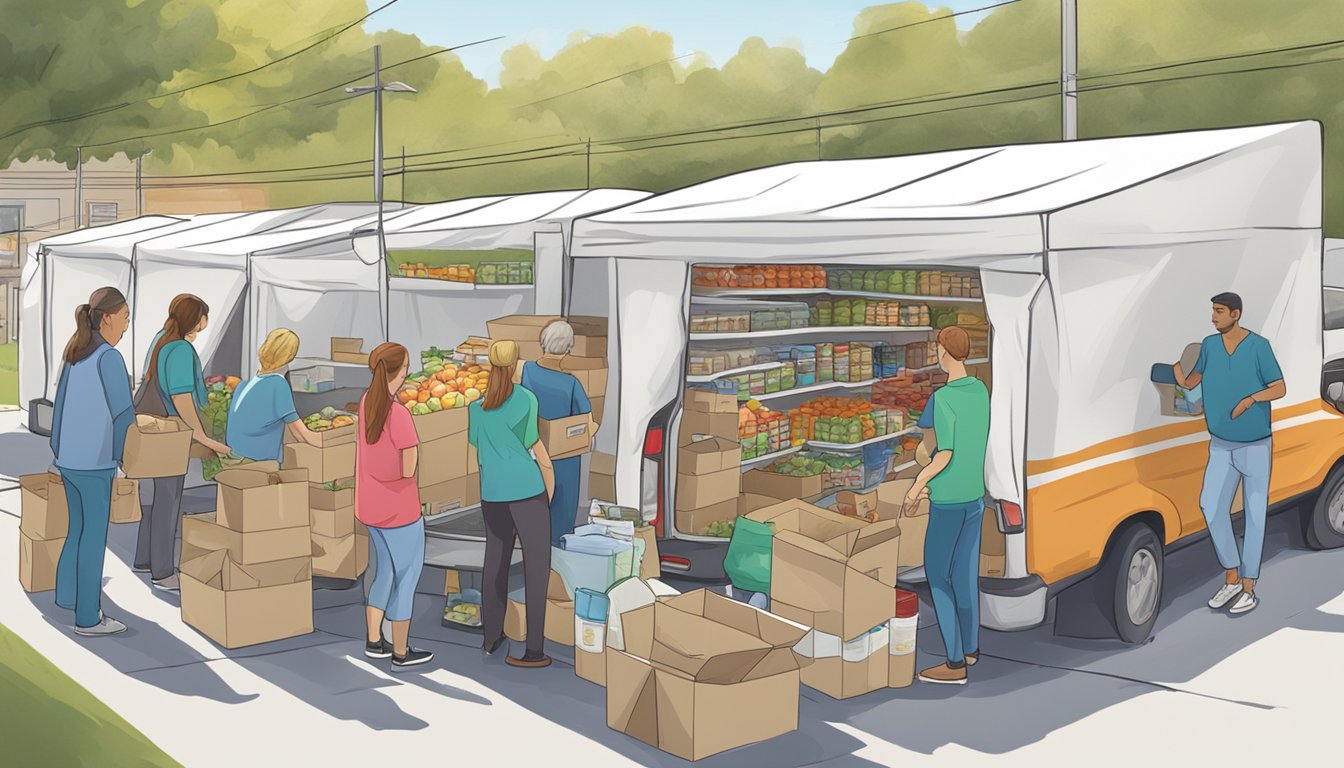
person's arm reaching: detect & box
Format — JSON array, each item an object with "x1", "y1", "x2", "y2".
[
  {"x1": 904, "y1": 398, "x2": 956, "y2": 516},
  {"x1": 173, "y1": 393, "x2": 230, "y2": 456},
  {"x1": 1174, "y1": 341, "x2": 1206, "y2": 390}
]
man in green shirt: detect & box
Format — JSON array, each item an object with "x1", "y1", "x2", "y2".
[{"x1": 902, "y1": 326, "x2": 991, "y2": 686}]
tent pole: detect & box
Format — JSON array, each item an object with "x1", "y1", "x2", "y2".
[
  {"x1": 1061, "y1": 0, "x2": 1078, "y2": 141},
  {"x1": 75, "y1": 146, "x2": 83, "y2": 229},
  {"x1": 373, "y1": 44, "x2": 390, "y2": 342}
]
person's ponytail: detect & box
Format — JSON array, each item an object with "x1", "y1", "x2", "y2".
[
  {"x1": 362, "y1": 343, "x2": 407, "y2": 445},
  {"x1": 62, "y1": 305, "x2": 94, "y2": 365},
  {"x1": 145, "y1": 294, "x2": 208, "y2": 389},
  {"x1": 62, "y1": 288, "x2": 128, "y2": 364}
]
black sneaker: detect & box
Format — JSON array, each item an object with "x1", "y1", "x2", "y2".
[
  {"x1": 392, "y1": 647, "x2": 434, "y2": 670},
  {"x1": 483, "y1": 636, "x2": 506, "y2": 656},
  {"x1": 365, "y1": 636, "x2": 394, "y2": 659}
]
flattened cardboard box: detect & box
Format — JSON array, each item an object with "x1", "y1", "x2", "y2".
[
  {"x1": 605, "y1": 592, "x2": 807, "y2": 762},
  {"x1": 182, "y1": 512, "x2": 311, "y2": 566},
  {"x1": 122, "y1": 414, "x2": 193, "y2": 479},
  {"x1": 311, "y1": 531, "x2": 369, "y2": 579},
  {"x1": 214, "y1": 469, "x2": 309, "y2": 533},
  {"x1": 283, "y1": 442, "x2": 355, "y2": 485},
  {"x1": 417, "y1": 434, "x2": 469, "y2": 487},
  {"x1": 19, "y1": 533, "x2": 63, "y2": 593},
  {"x1": 674, "y1": 468, "x2": 739, "y2": 511},
  {"x1": 767, "y1": 503, "x2": 902, "y2": 641},
  {"x1": 19, "y1": 473, "x2": 67, "y2": 541}
]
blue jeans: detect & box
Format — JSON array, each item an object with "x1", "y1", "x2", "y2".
[
  {"x1": 55, "y1": 468, "x2": 115, "y2": 629},
  {"x1": 366, "y1": 518, "x2": 425, "y2": 622},
  {"x1": 1200, "y1": 436, "x2": 1271, "y2": 581},
  {"x1": 925, "y1": 499, "x2": 984, "y2": 667},
  {"x1": 549, "y1": 456, "x2": 582, "y2": 546}
]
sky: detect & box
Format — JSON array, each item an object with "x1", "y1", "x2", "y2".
[{"x1": 367, "y1": 0, "x2": 997, "y2": 87}]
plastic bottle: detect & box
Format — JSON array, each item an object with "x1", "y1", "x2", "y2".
[
  {"x1": 888, "y1": 589, "x2": 919, "y2": 688},
  {"x1": 574, "y1": 588, "x2": 610, "y2": 655}
]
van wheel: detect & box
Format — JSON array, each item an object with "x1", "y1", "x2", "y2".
[
  {"x1": 1307, "y1": 466, "x2": 1344, "y2": 550},
  {"x1": 1100, "y1": 524, "x2": 1163, "y2": 644}
]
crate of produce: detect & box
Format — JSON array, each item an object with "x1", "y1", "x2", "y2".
[
  {"x1": 688, "y1": 351, "x2": 730, "y2": 377},
  {"x1": 728, "y1": 265, "x2": 826, "y2": 290},
  {"x1": 874, "y1": 344, "x2": 905, "y2": 378},
  {"x1": 692, "y1": 266, "x2": 739, "y2": 288},
  {"x1": 821, "y1": 454, "x2": 865, "y2": 490}
]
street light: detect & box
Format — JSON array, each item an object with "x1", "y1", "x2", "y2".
[{"x1": 344, "y1": 45, "x2": 417, "y2": 342}]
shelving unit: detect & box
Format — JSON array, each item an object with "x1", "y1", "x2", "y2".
[
  {"x1": 693, "y1": 288, "x2": 985, "y2": 304},
  {"x1": 754, "y1": 378, "x2": 879, "y2": 402},
  {"x1": 739, "y1": 445, "x2": 803, "y2": 470},
  {"x1": 806, "y1": 427, "x2": 919, "y2": 452},
  {"x1": 686, "y1": 361, "x2": 783, "y2": 383},
  {"x1": 690, "y1": 325, "x2": 933, "y2": 341}
]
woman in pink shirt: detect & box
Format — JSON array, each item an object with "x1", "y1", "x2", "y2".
[{"x1": 356, "y1": 343, "x2": 432, "y2": 670}]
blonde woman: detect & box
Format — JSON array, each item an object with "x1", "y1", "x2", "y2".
[{"x1": 227, "y1": 329, "x2": 323, "y2": 462}]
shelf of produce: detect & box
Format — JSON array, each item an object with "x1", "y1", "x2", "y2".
[
  {"x1": 891, "y1": 460, "x2": 919, "y2": 474},
  {"x1": 690, "y1": 326, "x2": 933, "y2": 341},
  {"x1": 686, "y1": 361, "x2": 783, "y2": 383},
  {"x1": 806, "y1": 427, "x2": 919, "y2": 452},
  {"x1": 907, "y1": 357, "x2": 989, "y2": 373},
  {"x1": 739, "y1": 445, "x2": 803, "y2": 471},
  {"x1": 390, "y1": 276, "x2": 534, "y2": 292},
  {"x1": 692, "y1": 288, "x2": 984, "y2": 304},
  {"x1": 754, "y1": 378, "x2": 879, "y2": 401}
]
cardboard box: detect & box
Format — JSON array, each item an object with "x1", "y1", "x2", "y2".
[
  {"x1": 684, "y1": 388, "x2": 738, "y2": 414},
  {"x1": 772, "y1": 600, "x2": 891, "y2": 700},
  {"x1": 981, "y1": 553, "x2": 1007, "y2": 578},
  {"x1": 444, "y1": 569, "x2": 462, "y2": 596},
  {"x1": 678, "y1": 410, "x2": 738, "y2": 444},
  {"x1": 180, "y1": 564, "x2": 313, "y2": 649},
  {"x1": 182, "y1": 512, "x2": 311, "y2": 566},
  {"x1": 896, "y1": 513, "x2": 928, "y2": 568},
  {"x1": 738, "y1": 493, "x2": 779, "y2": 516},
  {"x1": 283, "y1": 442, "x2": 356, "y2": 484},
  {"x1": 576, "y1": 645, "x2": 606, "y2": 686},
  {"x1": 567, "y1": 315, "x2": 609, "y2": 338},
  {"x1": 417, "y1": 434, "x2": 469, "y2": 487},
  {"x1": 635, "y1": 526, "x2": 660, "y2": 580},
  {"x1": 674, "y1": 468, "x2": 739, "y2": 511},
  {"x1": 768, "y1": 504, "x2": 902, "y2": 641},
  {"x1": 876, "y1": 479, "x2": 930, "y2": 519},
  {"x1": 606, "y1": 591, "x2": 807, "y2": 762},
  {"x1": 539, "y1": 414, "x2": 593, "y2": 460},
  {"x1": 589, "y1": 396, "x2": 606, "y2": 426},
  {"x1": 503, "y1": 571, "x2": 575, "y2": 645},
  {"x1": 330, "y1": 337, "x2": 364, "y2": 356},
  {"x1": 834, "y1": 490, "x2": 878, "y2": 520},
  {"x1": 310, "y1": 505, "x2": 356, "y2": 539},
  {"x1": 19, "y1": 473, "x2": 67, "y2": 541},
  {"x1": 284, "y1": 418, "x2": 356, "y2": 447},
  {"x1": 422, "y1": 474, "x2": 482, "y2": 516},
  {"x1": 982, "y1": 507, "x2": 1006, "y2": 556},
  {"x1": 571, "y1": 334, "x2": 607, "y2": 358},
  {"x1": 107, "y1": 478, "x2": 141, "y2": 524},
  {"x1": 122, "y1": 414, "x2": 193, "y2": 478},
  {"x1": 567, "y1": 366, "x2": 609, "y2": 399},
  {"x1": 19, "y1": 533, "x2": 63, "y2": 593},
  {"x1": 214, "y1": 469, "x2": 309, "y2": 533},
  {"x1": 311, "y1": 531, "x2": 369, "y2": 579},
  {"x1": 487, "y1": 314, "x2": 564, "y2": 345},
  {"x1": 675, "y1": 498, "x2": 738, "y2": 536},
  {"x1": 411, "y1": 407, "x2": 469, "y2": 443},
  {"x1": 742, "y1": 468, "x2": 824, "y2": 501},
  {"x1": 677, "y1": 437, "x2": 742, "y2": 474},
  {"x1": 180, "y1": 550, "x2": 311, "y2": 591},
  {"x1": 309, "y1": 479, "x2": 354, "y2": 511},
  {"x1": 589, "y1": 452, "x2": 616, "y2": 503}
]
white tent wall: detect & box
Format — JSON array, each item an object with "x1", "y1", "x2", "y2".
[
  {"x1": 131, "y1": 249, "x2": 248, "y2": 380},
  {"x1": 1026, "y1": 229, "x2": 1322, "y2": 471},
  {"x1": 389, "y1": 279, "x2": 533, "y2": 362},
  {"x1": 18, "y1": 253, "x2": 45, "y2": 405}
]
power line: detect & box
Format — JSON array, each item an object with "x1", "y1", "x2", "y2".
[
  {"x1": 1078, "y1": 35, "x2": 1344, "y2": 83},
  {"x1": 1078, "y1": 48, "x2": 1344, "y2": 94},
  {"x1": 0, "y1": 0, "x2": 409, "y2": 143},
  {"x1": 842, "y1": 0, "x2": 1023, "y2": 43}
]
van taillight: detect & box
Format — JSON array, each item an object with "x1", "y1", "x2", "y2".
[
  {"x1": 661, "y1": 555, "x2": 691, "y2": 572},
  {"x1": 1000, "y1": 501, "x2": 1024, "y2": 533},
  {"x1": 643, "y1": 428, "x2": 664, "y2": 457}
]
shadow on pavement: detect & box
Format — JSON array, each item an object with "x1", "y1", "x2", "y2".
[{"x1": 0, "y1": 426, "x2": 53, "y2": 480}]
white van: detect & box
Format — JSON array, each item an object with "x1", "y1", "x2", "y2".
[{"x1": 570, "y1": 121, "x2": 1344, "y2": 643}]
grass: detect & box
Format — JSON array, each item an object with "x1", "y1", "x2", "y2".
[
  {"x1": 0, "y1": 621, "x2": 182, "y2": 767},
  {"x1": 0, "y1": 342, "x2": 16, "y2": 405}
]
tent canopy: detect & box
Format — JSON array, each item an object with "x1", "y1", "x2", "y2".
[
  {"x1": 383, "y1": 189, "x2": 650, "y2": 251},
  {"x1": 572, "y1": 122, "x2": 1320, "y2": 266}
]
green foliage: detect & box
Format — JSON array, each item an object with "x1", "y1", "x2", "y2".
[{"x1": 3, "y1": 1, "x2": 1344, "y2": 232}]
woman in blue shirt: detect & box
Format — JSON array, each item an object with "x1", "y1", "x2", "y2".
[
  {"x1": 469, "y1": 340, "x2": 556, "y2": 668},
  {"x1": 50, "y1": 287, "x2": 136, "y2": 636},
  {"x1": 521, "y1": 320, "x2": 597, "y2": 545},
  {"x1": 227, "y1": 328, "x2": 323, "y2": 462},
  {"x1": 134, "y1": 294, "x2": 230, "y2": 592}
]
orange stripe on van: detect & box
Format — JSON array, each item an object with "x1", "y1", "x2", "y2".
[{"x1": 1024, "y1": 400, "x2": 1327, "y2": 476}]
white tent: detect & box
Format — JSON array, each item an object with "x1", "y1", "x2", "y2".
[
  {"x1": 129, "y1": 203, "x2": 385, "y2": 380},
  {"x1": 19, "y1": 214, "x2": 245, "y2": 404},
  {"x1": 571, "y1": 122, "x2": 1322, "y2": 517}
]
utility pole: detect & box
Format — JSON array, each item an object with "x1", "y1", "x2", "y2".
[
  {"x1": 136, "y1": 154, "x2": 143, "y2": 217},
  {"x1": 585, "y1": 138, "x2": 592, "y2": 190},
  {"x1": 400, "y1": 145, "x2": 406, "y2": 202},
  {"x1": 74, "y1": 146, "x2": 83, "y2": 229},
  {"x1": 1061, "y1": 0, "x2": 1078, "y2": 140},
  {"x1": 815, "y1": 118, "x2": 822, "y2": 160}
]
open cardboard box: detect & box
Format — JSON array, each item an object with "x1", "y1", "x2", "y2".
[
  {"x1": 180, "y1": 550, "x2": 313, "y2": 649},
  {"x1": 123, "y1": 415, "x2": 193, "y2": 478},
  {"x1": 214, "y1": 469, "x2": 309, "y2": 533}
]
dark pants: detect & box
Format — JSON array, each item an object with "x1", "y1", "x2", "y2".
[
  {"x1": 135, "y1": 474, "x2": 185, "y2": 581},
  {"x1": 55, "y1": 468, "x2": 115, "y2": 628},
  {"x1": 925, "y1": 499, "x2": 985, "y2": 668},
  {"x1": 482, "y1": 493, "x2": 552, "y2": 656}
]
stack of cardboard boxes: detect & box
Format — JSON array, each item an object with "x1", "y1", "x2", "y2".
[
  {"x1": 414, "y1": 407, "x2": 481, "y2": 516},
  {"x1": 18, "y1": 474, "x2": 67, "y2": 593},
  {"x1": 503, "y1": 570, "x2": 576, "y2": 646},
  {"x1": 286, "y1": 416, "x2": 368, "y2": 579},
  {"x1": 180, "y1": 468, "x2": 314, "y2": 649},
  {"x1": 674, "y1": 389, "x2": 741, "y2": 535},
  {"x1": 488, "y1": 313, "x2": 609, "y2": 419},
  {"x1": 744, "y1": 499, "x2": 906, "y2": 700}
]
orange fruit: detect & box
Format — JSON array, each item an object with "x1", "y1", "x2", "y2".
[{"x1": 431, "y1": 383, "x2": 449, "y2": 398}]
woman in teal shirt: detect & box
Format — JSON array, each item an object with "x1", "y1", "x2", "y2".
[
  {"x1": 470, "y1": 340, "x2": 555, "y2": 669},
  {"x1": 134, "y1": 294, "x2": 229, "y2": 592}
]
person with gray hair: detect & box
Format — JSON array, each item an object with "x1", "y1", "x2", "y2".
[{"x1": 521, "y1": 319, "x2": 598, "y2": 545}]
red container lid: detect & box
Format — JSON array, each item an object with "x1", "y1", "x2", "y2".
[{"x1": 894, "y1": 589, "x2": 920, "y2": 619}]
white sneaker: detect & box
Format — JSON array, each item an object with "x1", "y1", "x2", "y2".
[
  {"x1": 1229, "y1": 592, "x2": 1258, "y2": 615},
  {"x1": 1207, "y1": 583, "x2": 1243, "y2": 609},
  {"x1": 152, "y1": 574, "x2": 180, "y2": 592},
  {"x1": 74, "y1": 614, "x2": 127, "y2": 637}
]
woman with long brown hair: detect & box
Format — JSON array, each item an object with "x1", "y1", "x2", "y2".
[
  {"x1": 469, "y1": 340, "x2": 556, "y2": 668},
  {"x1": 49, "y1": 287, "x2": 135, "y2": 636},
  {"x1": 356, "y1": 342, "x2": 432, "y2": 670},
  {"x1": 133, "y1": 294, "x2": 230, "y2": 592}
]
